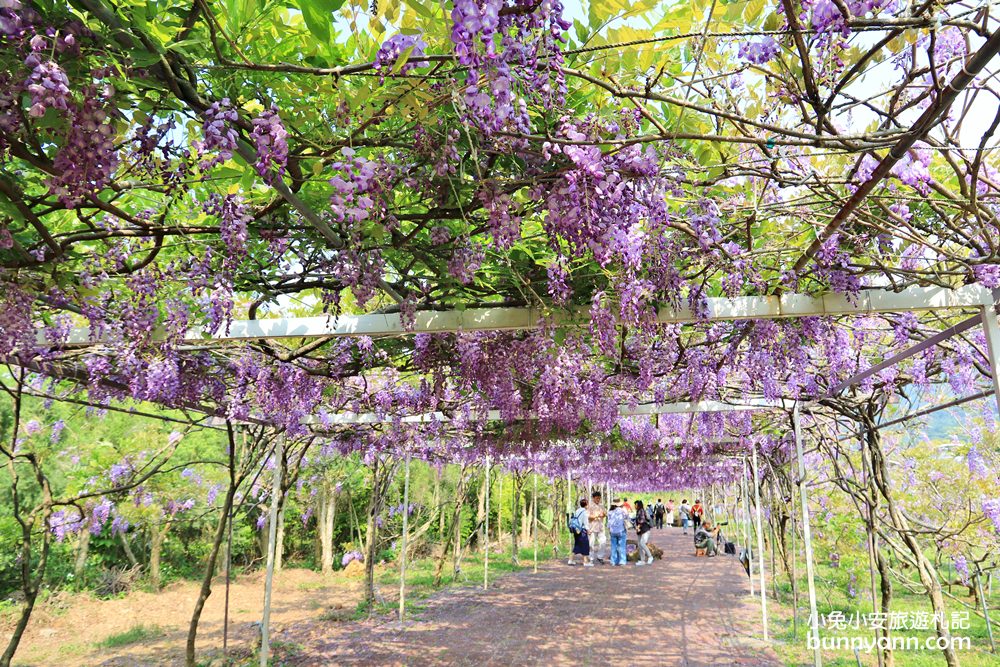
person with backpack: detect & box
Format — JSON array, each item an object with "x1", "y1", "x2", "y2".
[
  {"x1": 679, "y1": 499, "x2": 691, "y2": 535},
  {"x1": 568, "y1": 498, "x2": 593, "y2": 567},
  {"x1": 653, "y1": 499, "x2": 666, "y2": 530},
  {"x1": 633, "y1": 500, "x2": 653, "y2": 565},
  {"x1": 691, "y1": 499, "x2": 705, "y2": 530},
  {"x1": 607, "y1": 498, "x2": 629, "y2": 566}
]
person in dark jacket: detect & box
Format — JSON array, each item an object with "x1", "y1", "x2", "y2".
[{"x1": 634, "y1": 500, "x2": 653, "y2": 565}]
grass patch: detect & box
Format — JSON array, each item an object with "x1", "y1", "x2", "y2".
[
  {"x1": 95, "y1": 624, "x2": 165, "y2": 649},
  {"x1": 295, "y1": 580, "x2": 330, "y2": 591},
  {"x1": 318, "y1": 605, "x2": 355, "y2": 622},
  {"x1": 270, "y1": 639, "x2": 303, "y2": 654},
  {"x1": 56, "y1": 642, "x2": 86, "y2": 657},
  {"x1": 765, "y1": 561, "x2": 1000, "y2": 666}
]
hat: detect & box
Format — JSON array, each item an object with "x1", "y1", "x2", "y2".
[{"x1": 612, "y1": 497, "x2": 623, "y2": 504}]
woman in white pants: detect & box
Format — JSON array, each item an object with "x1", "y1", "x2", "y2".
[{"x1": 634, "y1": 500, "x2": 653, "y2": 565}]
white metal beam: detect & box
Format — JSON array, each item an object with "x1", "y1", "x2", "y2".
[
  {"x1": 50, "y1": 285, "x2": 994, "y2": 346},
  {"x1": 313, "y1": 399, "x2": 785, "y2": 425}
]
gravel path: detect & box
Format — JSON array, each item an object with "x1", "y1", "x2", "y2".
[{"x1": 282, "y1": 526, "x2": 781, "y2": 666}]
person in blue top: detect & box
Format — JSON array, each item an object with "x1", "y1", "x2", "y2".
[{"x1": 607, "y1": 498, "x2": 629, "y2": 566}]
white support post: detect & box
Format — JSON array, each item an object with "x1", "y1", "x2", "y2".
[
  {"x1": 795, "y1": 404, "x2": 822, "y2": 667},
  {"x1": 260, "y1": 435, "x2": 283, "y2": 667},
  {"x1": 533, "y1": 473, "x2": 539, "y2": 574},
  {"x1": 566, "y1": 470, "x2": 572, "y2": 516},
  {"x1": 980, "y1": 301, "x2": 1000, "y2": 419},
  {"x1": 742, "y1": 460, "x2": 754, "y2": 597},
  {"x1": 398, "y1": 452, "x2": 411, "y2": 625},
  {"x1": 484, "y1": 456, "x2": 490, "y2": 590},
  {"x1": 751, "y1": 444, "x2": 769, "y2": 641},
  {"x1": 790, "y1": 484, "x2": 799, "y2": 639}
]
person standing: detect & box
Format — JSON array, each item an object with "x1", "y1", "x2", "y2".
[
  {"x1": 679, "y1": 499, "x2": 691, "y2": 534},
  {"x1": 607, "y1": 499, "x2": 629, "y2": 566},
  {"x1": 588, "y1": 490, "x2": 608, "y2": 565},
  {"x1": 653, "y1": 499, "x2": 665, "y2": 530},
  {"x1": 633, "y1": 500, "x2": 653, "y2": 565},
  {"x1": 691, "y1": 499, "x2": 705, "y2": 530},
  {"x1": 568, "y1": 499, "x2": 593, "y2": 567},
  {"x1": 665, "y1": 499, "x2": 675, "y2": 527}
]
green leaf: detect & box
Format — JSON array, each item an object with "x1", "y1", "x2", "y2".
[
  {"x1": 389, "y1": 45, "x2": 416, "y2": 74},
  {"x1": 298, "y1": 0, "x2": 346, "y2": 43},
  {"x1": 128, "y1": 49, "x2": 162, "y2": 67},
  {"x1": 409, "y1": 0, "x2": 436, "y2": 19},
  {"x1": 744, "y1": 0, "x2": 765, "y2": 23}
]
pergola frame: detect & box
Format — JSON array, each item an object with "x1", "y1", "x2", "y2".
[
  {"x1": 174, "y1": 285, "x2": 997, "y2": 667},
  {"x1": 28, "y1": 282, "x2": 1000, "y2": 667}
]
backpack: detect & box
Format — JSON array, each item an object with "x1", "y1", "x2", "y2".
[
  {"x1": 608, "y1": 508, "x2": 627, "y2": 535},
  {"x1": 724, "y1": 541, "x2": 736, "y2": 555},
  {"x1": 568, "y1": 512, "x2": 584, "y2": 534}
]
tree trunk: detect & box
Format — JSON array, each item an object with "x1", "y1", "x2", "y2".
[
  {"x1": 0, "y1": 512, "x2": 52, "y2": 667},
  {"x1": 434, "y1": 466, "x2": 444, "y2": 538},
  {"x1": 363, "y1": 457, "x2": 396, "y2": 607},
  {"x1": 551, "y1": 480, "x2": 562, "y2": 544},
  {"x1": 434, "y1": 467, "x2": 468, "y2": 585},
  {"x1": 876, "y1": 543, "x2": 894, "y2": 667},
  {"x1": 348, "y1": 491, "x2": 361, "y2": 547},
  {"x1": 861, "y1": 439, "x2": 894, "y2": 667},
  {"x1": 321, "y1": 486, "x2": 337, "y2": 574},
  {"x1": 453, "y1": 470, "x2": 468, "y2": 579},
  {"x1": 521, "y1": 489, "x2": 533, "y2": 545},
  {"x1": 150, "y1": 520, "x2": 167, "y2": 590},
  {"x1": 865, "y1": 422, "x2": 955, "y2": 667},
  {"x1": 185, "y1": 455, "x2": 238, "y2": 667},
  {"x1": 314, "y1": 495, "x2": 324, "y2": 568},
  {"x1": 1, "y1": 385, "x2": 56, "y2": 667},
  {"x1": 120, "y1": 532, "x2": 139, "y2": 568},
  {"x1": 474, "y1": 470, "x2": 487, "y2": 552},
  {"x1": 510, "y1": 474, "x2": 521, "y2": 566},
  {"x1": 73, "y1": 528, "x2": 90, "y2": 581}
]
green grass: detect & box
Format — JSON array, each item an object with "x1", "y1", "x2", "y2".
[
  {"x1": 765, "y1": 562, "x2": 1000, "y2": 666},
  {"x1": 295, "y1": 580, "x2": 330, "y2": 591},
  {"x1": 94, "y1": 624, "x2": 165, "y2": 649}
]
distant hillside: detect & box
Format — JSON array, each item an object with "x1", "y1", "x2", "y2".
[
  {"x1": 923, "y1": 409, "x2": 960, "y2": 441},
  {"x1": 884, "y1": 388, "x2": 989, "y2": 444}
]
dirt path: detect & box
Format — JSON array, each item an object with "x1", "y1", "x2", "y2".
[
  {"x1": 3, "y1": 568, "x2": 363, "y2": 666},
  {"x1": 280, "y1": 527, "x2": 781, "y2": 666}
]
